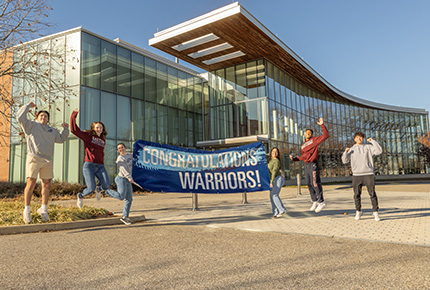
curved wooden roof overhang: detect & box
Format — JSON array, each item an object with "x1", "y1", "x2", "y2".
[{"x1": 149, "y1": 2, "x2": 427, "y2": 115}]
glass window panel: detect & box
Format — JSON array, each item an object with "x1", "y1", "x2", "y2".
[
  {"x1": 65, "y1": 32, "x2": 80, "y2": 87},
  {"x1": 64, "y1": 138, "x2": 80, "y2": 183},
  {"x1": 51, "y1": 36, "x2": 65, "y2": 91},
  {"x1": 101, "y1": 41, "x2": 117, "y2": 92},
  {"x1": 131, "y1": 53, "x2": 144, "y2": 99},
  {"x1": 168, "y1": 108, "x2": 179, "y2": 145},
  {"x1": 236, "y1": 63, "x2": 246, "y2": 102},
  {"x1": 117, "y1": 95, "x2": 130, "y2": 140},
  {"x1": 194, "y1": 78, "x2": 202, "y2": 114},
  {"x1": 186, "y1": 74, "x2": 194, "y2": 111},
  {"x1": 53, "y1": 143, "x2": 64, "y2": 181},
  {"x1": 131, "y1": 99, "x2": 144, "y2": 141},
  {"x1": 246, "y1": 61, "x2": 258, "y2": 99},
  {"x1": 157, "y1": 62, "x2": 168, "y2": 105},
  {"x1": 145, "y1": 102, "x2": 157, "y2": 142},
  {"x1": 157, "y1": 105, "x2": 168, "y2": 144},
  {"x1": 81, "y1": 32, "x2": 100, "y2": 88},
  {"x1": 101, "y1": 91, "x2": 117, "y2": 138},
  {"x1": 117, "y1": 47, "x2": 131, "y2": 96},
  {"x1": 168, "y1": 66, "x2": 178, "y2": 108},
  {"x1": 80, "y1": 86, "x2": 100, "y2": 129},
  {"x1": 145, "y1": 58, "x2": 157, "y2": 103},
  {"x1": 178, "y1": 71, "x2": 187, "y2": 110}
]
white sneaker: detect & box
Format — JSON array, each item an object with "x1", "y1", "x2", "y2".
[
  {"x1": 315, "y1": 202, "x2": 326, "y2": 213},
  {"x1": 120, "y1": 217, "x2": 132, "y2": 225},
  {"x1": 373, "y1": 211, "x2": 381, "y2": 221},
  {"x1": 355, "y1": 211, "x2": 362, "y2": 220},
  {"x1": 77, "y1": 193, "x2": 83, "y2": 208},
  {"x1": 310, "y1": 202, "x2": 318, "y2": 211},
  {"x1": 37, "y1": 207, "x2": 50, "y2": 222},
  {"x1": 95, "y1": 186, "x2": 102, "y2": 201},
  {"x1": 276, "y1": 211, "x2": 286, "y2": 218},
  {"x1": 23, "y1": 210, "x2": 32, "y2": 224}
]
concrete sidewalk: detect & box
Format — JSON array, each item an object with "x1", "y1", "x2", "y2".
[{"x1": 2, "y1": 182, "x2": 429, "y2": 247}]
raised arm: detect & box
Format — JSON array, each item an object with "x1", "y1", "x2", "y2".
[
  {"x1": 16, "y1": 102, "x2": 36, "y2": 135},
  {"x1": 70, "y1": 109, "x2": 90, "y2": 142},
  {"x1": 367, "y1": 138, "x2": 382, "y2": 156}
]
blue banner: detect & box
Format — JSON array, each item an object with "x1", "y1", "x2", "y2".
[{"x1": 132, "y1": 140, "x2": 270, "y2": 194}]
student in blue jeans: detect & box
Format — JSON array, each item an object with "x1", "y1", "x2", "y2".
[
  {"x1": 114, "y1": 143, "x2": 134, "y2": 225},
  {"x1": 268, "y1": 147, "x2": 286, "y2": 218}
]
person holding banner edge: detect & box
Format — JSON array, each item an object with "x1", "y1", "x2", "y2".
[
  {"x1": 289, "y1": 117, "x2": 329, "y2": 213},
  {"x1": 268, "y1": 147, "x2": 287, "y2": 218},
  {"x1": 115, "y1": 143, "x2": 135, "y2": 225}
]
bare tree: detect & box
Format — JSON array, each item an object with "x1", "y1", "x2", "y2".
[{"x1": 0, "y1": 0, "x2": 78, "y2": 147}]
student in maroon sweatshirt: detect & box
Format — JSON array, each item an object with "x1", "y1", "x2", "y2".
[
  {"x1": 71, "y1": 109, "x2": 123, "y2": 208},
  {"x1": 289, "y1": 117, "x2": 329, "y2": 213}
]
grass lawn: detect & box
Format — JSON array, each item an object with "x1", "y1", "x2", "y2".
[{"x1": 0, "y1": 201, "x2": 110, "y2": 226}]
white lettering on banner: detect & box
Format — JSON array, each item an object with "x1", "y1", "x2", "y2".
[
  {"x1": 178, "y1": 170, "x2": 262, "y2": 191},
  {"x1": 141, "y1": 147, "x2": 259, "y2": 170}
]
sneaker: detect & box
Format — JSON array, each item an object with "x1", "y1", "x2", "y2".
[
  {"x1": 37, "y1": 207, "x2": 50, "y2": 222},
  {"x1": 355, "y1": 211, "x2": 362, "y2": 220},
  {"x1": 95, "y1": 186, "x2": 102, "y2": 201},
  {"x1": 315, "y1": 202, "x2": 326, "y2": 213},
  {"x1": 120, "y1": 217, "x2": 132, "y2": 225},
  {"x1": 275, "y1": 211, "x2": 286, "y2": 218},
  {"x1": 373, "y1": 211, "x2": 381, "y2": 221},
  {"x1": 77, "y1": 193, "x2": 83, "y2": 208},
  {"x1": 23, "y1": 210, "x2": 32, "y2": 224},
  {"x1": 310, "y1": 201, "x2": 318, "y2": 211}
]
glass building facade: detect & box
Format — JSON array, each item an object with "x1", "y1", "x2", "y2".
[
  {"x1": 9, "y1": 29, "x2": 205, "y2": 183},
  {"x1": 207, "y1": 59, "x2": 430, "y2": 180},
  {"x1": 8, "y1": 26, "x2": 430, "y2": 184}
]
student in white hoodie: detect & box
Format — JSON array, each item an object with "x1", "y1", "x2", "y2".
[
  {"x1": 342, "y1": 132, "x2": 383, "y2": 221},
  {"x1": 115, "y1": 143, "x2": 134, "y2": 225},
  {"x1": 17, "y1": 102, "x2": 69, "y2": 224}
]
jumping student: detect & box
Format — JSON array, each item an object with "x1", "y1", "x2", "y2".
[
  {"x1": 341, "y1": 132, "x2": 382, "y2": 221},
  {"x1": 17, "y1": 101, "x2": 69, "y2": 223},
  {"x1": 70, "y1": 108, "x2": 120, "y2": 208},
  {"x1": 289, "y1": 117, "x2": 329, "y2": 213}
]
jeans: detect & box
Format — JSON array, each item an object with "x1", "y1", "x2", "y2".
[
  {"x1": 114, "y1": 176, "x2": 133, "y2": 218},
  {"x1": 352, "y1": 174, "x2": 379, "y2": 211},
  {"x1": 81, "y1": 162, "x2": 119, "y2": 198},
  {"x1": 305, "y1": 161, "x2": 324, "y2": 203},
  {"x1": 270, "y1": 175, "x2": 286, "y2": 216}
]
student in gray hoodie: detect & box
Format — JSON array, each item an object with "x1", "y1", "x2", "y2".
[
  {"x1": 342, "y1": 132, "x2": 382, "y2": 221},
  {"x1": 17, "y1": 101, "x2": 69, "y2": 224}
]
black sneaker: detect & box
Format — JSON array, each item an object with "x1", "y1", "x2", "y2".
[{"x1": 120, "y1": 217, "x2": 132, "y2": 225}]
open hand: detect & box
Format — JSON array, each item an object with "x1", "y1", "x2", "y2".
[
  {"x1": 289, "y1": 154, "x2": 293, "y2": 160},
  {"x1": 317, "y1": 117, "x2": 324, "y2": 125}
]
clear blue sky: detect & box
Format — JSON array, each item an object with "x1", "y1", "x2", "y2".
[{"x1": 47, "y1": 0, "x2": 430, "y2": 114}]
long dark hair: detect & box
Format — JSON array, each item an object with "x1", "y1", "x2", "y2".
[
  {"x1": 270, "y1": 147, "x2": 280, "y2": 160},
  {"x1": 84, "y1": 121, "x2": 107, "y2": 138}
]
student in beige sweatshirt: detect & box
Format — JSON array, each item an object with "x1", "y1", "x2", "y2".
[{"x1": 17, "y1": 102, "x2": 69, "y2": 224}]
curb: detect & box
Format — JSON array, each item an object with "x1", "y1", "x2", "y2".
[{"x1": 0, "y1": 215, "x2": 147, "y2": 235}]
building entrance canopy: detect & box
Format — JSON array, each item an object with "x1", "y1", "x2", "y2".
[{"x1": 149, "y1": 2, "x2": 427, "y2": 114}]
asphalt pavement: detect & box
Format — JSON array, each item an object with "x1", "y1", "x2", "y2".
[{"x1": 1, "y1": 182, "x2": 429, "y2": 289}]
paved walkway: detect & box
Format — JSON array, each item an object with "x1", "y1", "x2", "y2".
[{"x1": 55, "y1": 182, "x2": 430, "y2": 247}]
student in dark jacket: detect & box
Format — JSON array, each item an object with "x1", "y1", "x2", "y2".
[{"x1": 290, "y1": 117, "x2": 329, "y2": 213}]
